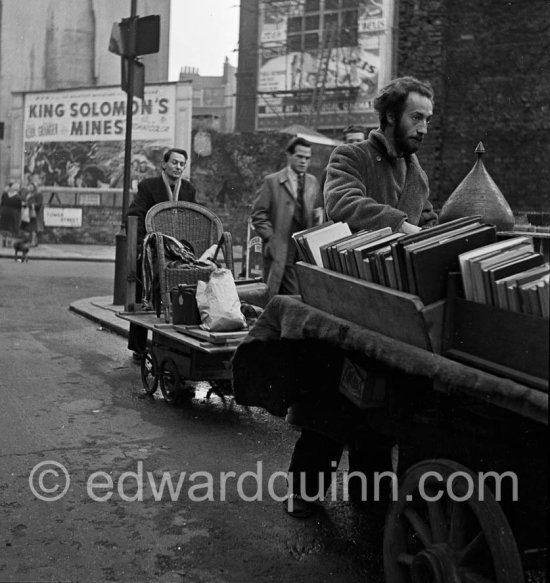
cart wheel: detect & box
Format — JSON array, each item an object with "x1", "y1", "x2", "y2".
[
  {"x1": 383, "y1": 459, "x2": 524, "y2": 583},
  {"x1": 159, "y1": 358, "x2": 181, "y2": 406},
  {"x1": 140, "y1": 349, "x2": 158, "y2": 395}
]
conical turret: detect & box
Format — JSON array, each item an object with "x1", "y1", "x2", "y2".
[{"x1": 439, "y1": 142, "x2": 515, "y2": 231}]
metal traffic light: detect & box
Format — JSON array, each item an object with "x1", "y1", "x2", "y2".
[{"x1": 109, "y1": 15, "x2": 160, "y2": 58}]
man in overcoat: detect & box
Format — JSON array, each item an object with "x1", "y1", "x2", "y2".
[
  {"x1": 126, "y1": 147, "x2": 196, "y2": 360},
  {"x1": 251, "y1": 137, "x2": 322, "y2": 296},
  {"x1": 324, "y1": 76, "x2": 438, "y2": 234},
  {"x1": 285, "y1": 77, "x2": 438, "y2": 518}
]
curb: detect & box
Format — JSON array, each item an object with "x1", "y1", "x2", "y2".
[{"x1": 69, "y1": 300, "x2": 129, "y2": 339}]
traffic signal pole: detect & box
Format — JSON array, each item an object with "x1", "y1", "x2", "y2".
[{"x1": 113, "y1": 0, "x2": 138, "y2": 305}]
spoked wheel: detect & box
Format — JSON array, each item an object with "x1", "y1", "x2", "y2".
[
  {"x1": 383, "y1": 459, "x2": 524, "y2": 583},
  {"x1": 159, "y1": 358, "x2": 181, "y2": 405},
  {"x1": 140, "y1": 349, "x2": 158, "y2": 395}
]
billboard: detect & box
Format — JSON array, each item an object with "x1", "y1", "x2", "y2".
[
  {"x1": 22, "y1": 84, "x2": 177, "y2": 190},
  {"x1": 257, "y1": 0, "x2": 393, "y2": 129}
]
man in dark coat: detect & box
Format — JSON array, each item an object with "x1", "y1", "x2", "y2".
[
  {"x1": 324, "y1": 77, "x2": 438, "y2": 234},
  {"x1": 126, "y1": 148, "x2": 196, "y2": 360},
  {"x1": 285, "y1": 77, "x2": 438, "y2": 518}
]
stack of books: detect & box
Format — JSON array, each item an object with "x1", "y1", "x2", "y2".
[
  {"x1": 458, "y1": 238, "x2": 549, "y2": 317},
  {"x1": 295, "y1": 216, "x2": 501, "y2": 305},
  {"x1": 320, "y1": 227, "x2": 404, "y2": 285},
  {"x1": 390, "y1": 216, "x2": 497, "y2": 303}
]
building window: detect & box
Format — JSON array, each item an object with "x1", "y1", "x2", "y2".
[
  {"x1": 305, "y1": 0, "x2": 321, "y2": 10},
  {"x1": 285, "y1": 0, "x2": 359, "y2": 53}
]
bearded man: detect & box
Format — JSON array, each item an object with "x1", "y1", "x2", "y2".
[
  {"x1": 324, "y1": 76, "x2": 438, "y2": 235},
  {"x1": 283, "y1": 77, "x2": 438, "y2": 519}
]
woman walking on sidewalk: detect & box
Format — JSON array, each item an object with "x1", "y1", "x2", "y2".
[
  {"x1": 0, "y1": 181, "x2": 24, "y2": 247},
  {"x1": 22, "y1": 183, "x2": 44, "y2": 246}
]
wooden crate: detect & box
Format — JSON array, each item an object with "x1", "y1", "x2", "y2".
[
  {"x1": 443, "y1": 297, "x2": 549, "y2": 391},
  {"x1": 295, "y1": 262, "x2": 445, "y2": 353}
]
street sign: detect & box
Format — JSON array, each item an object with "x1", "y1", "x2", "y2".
[
  {"x1": 108, "y1": 15, "x2": 160, "y2": 57},
  {"x1": 121, "y1": 58, "x2": 145, "y2": 100}
]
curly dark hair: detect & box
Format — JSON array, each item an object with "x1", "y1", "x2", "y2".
[
  {"x1": 286, "y1": 136, "x2": 312, "y2": 154},
  {"x1": 374, "y1": 76, "x2": 434, "y2": 130}
]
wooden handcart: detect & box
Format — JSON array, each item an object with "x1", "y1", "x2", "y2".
[
  {"x1": 121, "y1": 202, "x2": 260, "y2": 404},
  {"x1": 117, "y1": 311, "x2": 246, "y2": 405},
  {"x1": 232, "y1": 270, "x2": 548, "y2": 582}
]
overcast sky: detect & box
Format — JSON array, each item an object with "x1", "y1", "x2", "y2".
[{"x1": 169, "y1": 0, "x2": 240, "y2": 79}]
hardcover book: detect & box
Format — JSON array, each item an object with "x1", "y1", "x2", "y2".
[
  {"x1": 302, "y1": 222, "x2": 351, "y2": 267},
  {"x1": 458, "y1": 236, "x2": 533, "y2": 302},
  {"x1": 404, "y1": 225, "x2": 497, "y2": 304},
  {"x1": 292, "y1": 221, "x2": 335, "y2": 264},
  {"x1": 393, "y1": 215, "x2": 482, "y2": 292},
  {"x1": 484, "y1": 252, "x2": 544, "y2": 306}
]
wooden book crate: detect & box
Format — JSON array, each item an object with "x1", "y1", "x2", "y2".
[
  {"x1": 443, "y1": 297, "x2": 549, "y2": 391},
  {"x1": 295, "y1": 262, "x2": 445, "y2": 353}
]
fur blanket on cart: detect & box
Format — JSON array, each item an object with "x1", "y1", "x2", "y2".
[{"x1": 232, "y1": 295, "x2": 547, "y2": 429}]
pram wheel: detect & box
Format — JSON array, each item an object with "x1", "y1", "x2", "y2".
[
  {"x1": 140, "y1": 349, "x2": 159, "y2": 395},
  {"x1": 159, "y1": 358, "x2": 181, "y2": 405}
]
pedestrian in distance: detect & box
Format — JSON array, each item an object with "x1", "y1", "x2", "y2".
[
  {"x1": 0, "y1": 181, "x2": 24, "y2": 248},
  {"x1": 24, "y1": 182, "x2": 45, "y2": 247},
  {"x1": 125, "y1": 147, "x2": 196, "y2": 362},
  {"x1": 319, "y1": 124, "x2": 369, "y2": 193},
  {"x1": 251, "y1": 136, "x2": 322, "y2": 296},
  {"x1": 284, "y1": 76, "x2": 438, "y2": 519}
]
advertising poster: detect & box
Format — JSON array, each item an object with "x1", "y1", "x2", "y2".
[
  {"x1": 22, "y1": 85, "x2": 176, "y2": 189},
  {"x1": 257, "y1": 0, "x2": 391, "y2": 128}
]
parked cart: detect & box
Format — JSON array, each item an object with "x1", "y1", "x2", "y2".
[
  {"x1": 232, "y1": 285, "x2": 548, "y2": 582},
  {"x1": 117, "y1": 311, "x2": 246, "y2": 405}
]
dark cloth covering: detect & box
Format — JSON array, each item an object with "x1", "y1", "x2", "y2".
[{"x1": 232, "y1": 296, "x2": 547, "y2": 427}]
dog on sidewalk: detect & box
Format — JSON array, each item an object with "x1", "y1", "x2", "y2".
[{"x1": 13, "y1": 232, "x2": 30, "y2": 263}]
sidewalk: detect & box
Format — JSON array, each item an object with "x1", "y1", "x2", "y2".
[
  {"x1": 0, "y1": 243, "x2": 116, "y2": 262},
  {"x1": 0, "y1": 242, "x2": 244, "y2": 265},
  {"x1": 70, "y1": 296, "x2": 129, "y2": 339}
]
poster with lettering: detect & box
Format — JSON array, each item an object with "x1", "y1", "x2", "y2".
[
  {"x1": 23, "y1": 85, "x2": 176, "y2": 188},
  {"x1": 257, "y1": 0, "x2": 392, "y2": 129}
]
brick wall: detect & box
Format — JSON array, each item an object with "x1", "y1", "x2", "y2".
[{"x1": 397, "y1": 0, "x2": 550, "y2": 213}]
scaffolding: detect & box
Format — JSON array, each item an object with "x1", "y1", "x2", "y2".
[{"x1": 257, "y1": 0, "x2": 364, "y2": 131}]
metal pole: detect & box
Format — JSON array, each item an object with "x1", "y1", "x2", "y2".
[{"x1": 113, "y1": 0, "x2": 138, "y2": 305}]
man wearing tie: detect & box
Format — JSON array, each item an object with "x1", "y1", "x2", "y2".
[{"x1": 251, "y1": 137, "x2": 322, "y2": 296}]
